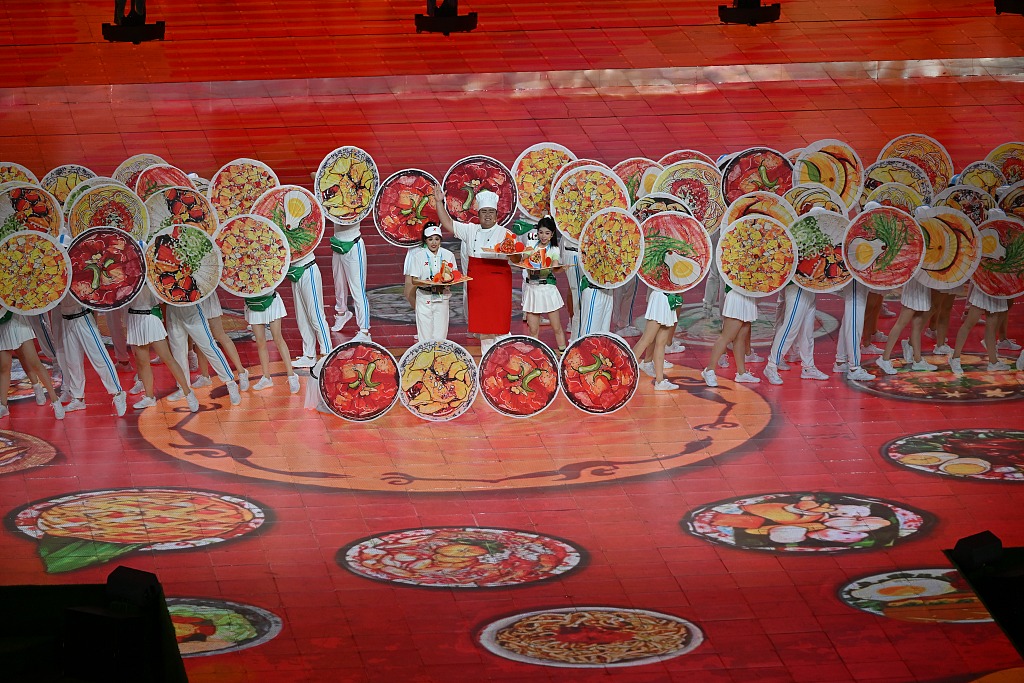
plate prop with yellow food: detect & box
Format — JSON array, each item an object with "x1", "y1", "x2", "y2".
[
  {"x1": 67, "y1": 184, "x2": 149, "y2": 240},
  {"x1": 934, "y1": 185, "x2": 995, "y2": 227},
  {"x1": 839, "y1": 569, "x2": 991, "y2": 623},
  {"x1": 0, "y1": 182, "x2": 63, "y2": 240},
  {"x1": 637, "y1": 211, "x2": 712, "y2": 294},
  {"x1": 970, "y1": 216, "x2": 1024, "y2": 299},
  {"x1": 612, "y1": 157, "x2": 662, "y2": 205},
  {"x1": 398, "y1": 340, "x2": 478, "y2": 422},
  {"x1": 659, "y1": 149, "x2": 715, "y2": 167},
  {"x1": 559, "y1": 333, "x2": 638, "y2": 415},
  {"x1": 145, "y1": 185, "x2": 219, "y2": 238},
  {"x1": 630, "y1": 192, "x2": 691, "y2": 223},
  {"x1": 914, "y1": 207, "x2": 981, "y2": 291},
  {"x1": 145, "y1": 224, "x2": 223, "y2": 306},
  {"x1": 842, "y1": 206, "x2": 925, "y2": 290},
  {"x1": 41, "y1": 164, "x2": 97, "y2": 205},
  {"x1": 214, "y1": 215, "x2": 290, "y2": 298},
  {"x1": 550, "y1": 158, "x2": 610, "y2": 191},
  {"x1": 719, "y1": 190, "x2": 797, "y2": 232},
  {"x1": 716, "y1": 215, "x2": 797, "y2": 298},
  {"x1": 998, "y1": 180, "x2": 1024, "y2": 223},
  {"x1": 959, "y1": 160, "x2": 1005, "y2": 197},
  {"x1": 113, "y1": 153, "x2": 166, "y2": 191},
  {"x1": 721, "y1": 147, "x2": 794, "y2": 204},
  {"x1": 7, "y1": 487, "x2": 267, "y2": 573},
  {"x1": 512, "y1": 143, "x2": 576, "y2": 221},
  {"x1": 442, "y1": 155, "x2": 517, "y2": 226},
  {"x1": 0, "y1": 231, "x2": 71, "y2": 315},
  {"x1": 790, "y1": 209, "x2": 851, "y2": 294},
  {"x1": 251, "y1": 185, "x2": 326, "y2": 262},
  {"x1": 478, "y1": 336, "x2": 560, "y2": 419},
  {"x1": 0, "y1": 162, "x2": 39, "y2": 186},
  {"x1": 134, "y1": 164, "x2": 195, "y2": 201},
  {"x1": 878, "y1": 134, "x2": 954, "y2": 195},
  {"x1": 209, "y1": 158, "x2": 279, "y2": 225},
  {"x1": 861, "y1": 158, "x2": 933, "y2": 206},
  {"x1": 371, "y1": 168, "x2": 440, "y2": 248},
  {"x1": 793, "y1": 139, "x2": 864, "y2": 210},
  {"x1": 985, "y1": 141, "x2": 1024, "y2": 185},
  {"x1": 650, "y1": 160, "x2": 726, "y2": 235},
  {"x1": 63, "y1": 178, "x2": 127, "y2": 224},
  {"x1": 315, "y1": 147, "x2": 378, "y2": 224},
  {"x1": 783, "y1": 183, "x2": 847, "y2": 217},
  {"x1": 549, "y1": 165, "x2": 629, "y2": 244},
  {"x1": 317, "y1": 340, "x2": 400, "y2": 422},
  {"x1": 578, "y1": 208, "x2": 643, "y2": 289},
  {"x1": 864, "y1": 181, "x2": 926, "y2": 214},
  {"x1": 67, "y1": 226, "x2": 147, "y2": 311}
]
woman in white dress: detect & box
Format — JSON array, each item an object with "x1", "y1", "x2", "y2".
[
  {"x1": 403, "y1": 223, "x2": 456, "y2": 342},
  {"x1": 244, "y1": 290, "x2": 300, "y2": 393},
  {"x1": 632, "y1": 290, "x2": 681, "y2": 391},
  {"x1": 948, "y1": 286, "x2": 1011, "y2": 376},
  {"x1": 876, "y1": 276, "x2": 936, "y2": 374},
  {"x1": 516, "y1": 216, "x2": 567, "y2": 352},
  {"x1": 702, "y1": 287, "x2": 760, "y2": 387},
  {"x1": 0, "y1": 309, "x2": 64, "y2": 419},
  {"x1": 126, "y1": 289, "x2": 198, "y2": 411}
]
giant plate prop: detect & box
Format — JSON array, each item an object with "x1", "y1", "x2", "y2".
[
  {"x1": 959, "y1": 160, "x2": 1005, "y2": 197},
  {"x1": 371, "y1": 169, "x2": 439, "y2": 248},
  {"x1": 720, "y1": 191, "x2": 797, "y2": 231},
  {"x1": 637, "y1": 211, "x2": 713, "y2": 294},
  {"x1": 0, "y1": 182, "x2": 63, "y2": 240},
  {"x1": 0, "y1": 231, "x2": 71, "y2": 315},
  {"x1": 934, "y1": 185, "x2": 995, "y2": 227},
  {"x1": 41, "y1": 164, "x2": 96, "y2": 205},
  {"x1": 512, "y1": 143, "x2": 575, "y2": 221},
  {"x1": 998, "y1": 180, "x2": 1024, "y2": 223},
  {"x1": 578, "y1": 207, "x2": 643, "y2": 289},
  {"x1": 318, "y1": 340, "x2": 400, "y2": 422},
  {"x1": 862, "y1": 158, "x2": 933, "y2": 206},
  {"x1": 783, "y1": 183, "x2": 847, "y2": 216},
  {"x1": 790, "y1": 209, "x2": 851, "y2": 294},
  {"x1": 985, "y1": 142, "x2": 1024, "y2": 185},
  {"x1": 314, "y1": 147, "x2": 378, "y2": 225},
  {"x1": 843, "y1": 205, "x2": 925, "y2": 290},
  {"x1": 793, "y1": 139, "x2": 864, "y2": 210},
  {"x1": 67, "y1": 184, "x2": 149, "y2": 240},
  {"x1": 209, "y1": 158, "x2": 279, "y2": 225},
  {"x1": 971, "y1": 216, "x2": 1024, "y2": 299},
  {"x1": 915, "y1": 207, "x2": 981, "y2": 291},
  {"x1": 650, "y1": 160, "x2": 726, "y2": 235},
  {"x1": 721, "y1": 147, "x2": 793, "y2": 204},
  {"x1": 478, "y1": 336, "x2": 560, "y2": 418},
  {"x1": 559, "y1": 333, "x2": 638, "y2": 415},
  {"x1": 113, "y1": 153, "x2": 167, "y2": 190},
  {"x1": 214, "y1": 215, "x2": 290, "y2": 298},
  {"x1": 0, "y1": 162, "x2": 39, "y2": 186},
  {"x1": 134, "y1": 164, "x2": 195, "y2": 201},
  {"x1": 550, "y1": 165, "x2": 630, "y2": 244},
  {"x1": 251, "y1": 185, "x2": 326, "y2": 261},
  {"x1": 630, "y1": 192, "x2": 691, "y2": 223},
  {"x1": 716, "y1": 215, "x2": 797, "y2": 298},
  {"x1": 865, "y1": 182, "x2": 926, "y2": 214},
  {"x1": 612, "y1": 157, "x2": 662, "y2": 205},
  {"x1": 397, "y1": 340, "x2": 478, "y2": 422},
  {"x1": 878, "y1": 134, "x2": 954, "y2": 195},
  {"x1": 442, "y1": 155, "x2": 517, "y2": 226},
  {"x1": 145, "y1": 224, "x2": 223, "y2": 306},
  {"x1": 145, "y1": 185, "x2": 219, "y2": 239},
  {"x1": 659, "y1": 149, "x2": 715, "y2": 167},
  {"x1": 63, "y1": 177, "x2": 127, "y2": 224},
  {"x1": 67, "y1": 226, "x2": 146, "y2": 311}
]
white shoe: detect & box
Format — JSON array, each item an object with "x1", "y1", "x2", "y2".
[
  {"x1": 616, "y1": 325, "x2": 642, "y2": 337},
  {"x1": 58, "y1": 389, "x2": 72, "y2": 404},
  {"x1": 167, "y1": 389, "x2": 185, "y2": 402},
  {"x1": 331, "y1": 310, "x2": 353, "y2": 332},
  {"x1": 33, "y1": 383, "x2": 46, "y2": 406},
  {"x1": 901, "y1": 339, "x2": 914, "y2": 363},
  {"x1": 186, "y1": 391, "x2": 200, "y2": 413},
  {"x1": 293, "y1": 356, "x2": 316, "y2": 368},
  {"x1": 253, "y1": 376, "x2": 274, "y2": 391},
  {"x1": 847, "y1": 366, "x2": 875, "y2": 381},
  {"x1": 188, "y1": 350, "x2": 199, "y2": 371},
  {"x1": 0, "y1": 404, "x2": 8, "y2": 418},
  {"x1": 764, "y1": 364, "x2": 783, "y2": 385},
  {"x1": 288, "y1": 374, "x2": 300, "y2": 394},
  {"x1": 801, "y1": 366, "x2": 829, "y2": 381},
  {"x1": 717, "y1": 355, "x2": 730, "y2": 368},
  {"x1": 52, "y1": 402, "x2": 64, "y2": 420},
  {"x1": 238, "y1": 370, "x2": 250, "y2": 392},
  {"x1": 876, "y1": 358, "x2": 897, "y2": 375},
  {"x1": 871, "y1": 331, "x2": 888, "y2": 343},
  {"x1": 664, "y1": 340, "x2": 686, "y2": 354},
  {"x1": 735, "y1": 372, "x2": 761, "y2": 383},
  {"x1": 924, "y1": 328, "x2": 936, "y2": 339},
  {"x1": 700, "y1": 304, "x2": 713, "y2": 319},
  {"x1": 832, "y1": 362, "x2": 849, "y2": 374},
  {"x1": 777, "y1": 359, "x2": 791, "y2": 371},
  {"x1": 653, "y1": 379, "x2": 679, "y2": 391},
  {"x1": 265, "y1": 325, "x2": 273, "y2": 341},
  {"x1": 351, "y1": 330, "x2": 372, "y2": 343},
  {"x1": 639, "y1": 361, "x2": 656, "y2": 378},
  {"x1": 701, "y1": 368, "x2": 718, "y2": 387},
  {"x1": 933, "y1": 344, "x2": 954, "y2": 356},
  {"x1": 880, "y1": 304, "x2": 896, "y2": 318},
  {"x1": 128, "y1": 379, "x2": 145, "y2": 395},
  {"x1": 65, "y1": 398, "x2": 86, "y2": 412},
  {"x1": 113, "y1": 391, "x2": 127, "y2": 417},
  {"x1": 912, "y1": 359, "x2": 937, "y2": 371},
  {"x1": 191, "y1": 375, "x2": 212, "y2": 389},
  {"x1": 988, "y1": 361, "x2": 1011, "y2": 372},
  {"x1": 226, "y1": 380, "x2": 241, "y2": 405},
  {"x1": 744, "y1": 352, "x2": 765, "y2": 364},
  {"x1": 133, "y1": 396, "x2": 157, "y2": 410},
  {"x1": 860, "y1": 344, "x2": 883, "y2": 355},
  {"x1": 950, "y1": 356, "x2": 964, "y2": 377},
  {"x1": 998, "y1": 338, "x2": 1022, "y2": 351}
]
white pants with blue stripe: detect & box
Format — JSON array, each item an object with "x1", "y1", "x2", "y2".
[
  {"x1": 331, "y1": 240, "x2": 370, "y2": 332},
  {"x1": 576, "y1": 286, "x2": 613, "y2": 340},
  {"x1": 836, "y1": 281, "x2": 867, "y2": 367},
  {"x1": 611, "y1": 277, "x2": 640, "y2": 331},
  {"x1": 61, "y1": 312, "x2": 123, "y2": 398},
  {"x1": 166, "y1": 305, "x2": 234, "y2": 383},
  {"x1": 770, "y1": 284, "x2": 815, "y2": 367},
  {"x1": 292, "y1": 262, "x2": 333, "y2": 358}
]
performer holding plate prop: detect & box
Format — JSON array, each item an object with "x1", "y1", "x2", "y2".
[
  {"x1": 578, "y1": 208, "x2": 643, "y2": 289},
  {"x1": 842, "y1": 205, "x2": 925, "y2": 290},
  {"x1": 717, "y1": 215, "x2": 797, "y2": 298},
  {"x1": 512, "y1": 143, "x2": 575, "y2": 221},
  {"x1": 637, "y1": 211, "x2": 712, "y2": 294},
  {"x1": 0, "y1": 230, "x2": 71, "y2": 315}
]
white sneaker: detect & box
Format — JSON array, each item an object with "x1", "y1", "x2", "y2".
[
  {"x1": 332, "y1": 310, "x2": 353, "y2": 332},
  {"x1": 860, "y1": 344, "x2": 883, "y2": 355},
  {"x1": 33, "y1": 383, "x2": 46, "y2": 406},
  {"x1": 226, "y1": 380, "x2": 241, "y2": 405},
  {"x1": 833, "y1": 362, "x2": 849, "y2": 374},
  {"x1": 253, "y1": 376, "x2": 274, "y2": 391},
  {"x1": 934, "y1": 344, "x2": 954, "y2": 356},
  {"x1": 880, "y1": 304, "x2": 896, "y2": 318},
  {"x1": 847, "y1": 366, "x2": 875, "y2": 381},
  {"x1": 52, "y1": 402, "x2": 64, "y2": 420},
  {"x1": 128, "y1": 379, "x2": 145, "y2": 395},
  {"x1": 133, "y1": 396, "x2": 157, "y2": 410},
  {"x1": 653, "y1": 379, "x2": 679, "y2": 391},
  {"x1": 191, "y1": 375, "x2": 212, "y2": 389},
  {"x1": 639, "y1": 361, "x2": 656, "y2": 378},
  {"x1": 662, "y1": 359, "x2": 675, "y2": 369},
  {"x1": 113, "y1": 391, "x2": 127, "y2": 416},
  {"x1": 777, "y1": 359, "x2": 791, "y2": 371},
  {"x1": 876, "y1": 358, "x2": 897, "y2": 375},
  {"x1": 288, "y1": 374, "x2": 300, "y2": 394},
  {"x1": 998, "y1": 338, "x2": 1022, "y2": 351},
  {"x1": 616, "y1": 325, "x2": 642, "y2": 337},
  {"x1": 293, "y1": 356, "x2": 316, "y2": 368},
  {"x1": 65, "y1": 398, "x2": 86, "y2": 412},
  {"x1": 265, "y1": 325, "x2": 273, "y2": 341},
  {"x1": 871, "y1": 331, "x2": 888, "y2": 343},
  {"x1": 717, "y1": 355, "x2": 730, "y2": 368},
  {"x1": 167, "y1": 389, "x2": 185, "y2": 402},
  {"x1": 664, "y1": 340, "x2": 686, "y2": 354},
  {"x1": 735, "y1": 372, "x2": 761, "y2": 383},
  {"x1": 351, "y1": 330, "x2": 372, "y2": 343},
  {"x1": 744, "y1": 352, "x2": 765, "y2": 364},
  {"x1": 912, "y1": 359, "x2": 937, "y2": 371},
  {"x1": 950, "y1": 356, "x2": 964, "y2": 377},
  {"x1": 186, "y1": 391, "x2": 200, "y2": 413},
  {"x1": 188, "y1": 350, "x2": 199, "y2": 371},
  {"x1": 238, "y1": 370, "x2": 250, "y2": 392},
  {"x1": 701, "y1": 368, "x2": 718, "y2": 387},
  {"x1": 924, "y1": 328, "x2": 936, "y2": 339},
  {"x1": 901, "y1": 339, "x2": 914, "y2": 363},
  {"x1": 988, "y1": 361, "x2": 1011, "y2": 372},
  {"x1": 801, "y1": 366, "x2": 829, "y2": 381},
  {"x1": 764, "y1": 364, "x2": 783, "y2": 385}
]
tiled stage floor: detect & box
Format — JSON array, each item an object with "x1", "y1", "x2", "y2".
[{"x1": 2, "y1": 2, "x2": 1024, "y2": 681}]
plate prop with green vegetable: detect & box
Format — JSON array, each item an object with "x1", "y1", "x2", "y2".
[
  {"x1": 371, "y1": 169, "x2": 439, "y2": 248},
  {"x1": 145, "y1": 224, "x2": 223, "y2": 306},
  {"x1": 637, "y1": 211, "x2": 712, "y2": 294},
  {"x1": 790, "y1": 209, "x2": 851, "y2": 293},
  {"x1": 842, "y1": 206, "x2": 925, "y2": 290},
  {"x1": 251, "y1": 184, "x2": 325, "y2": 261},
  {"x1": 970, "y1": 216, "x2": 1024, "y2": 299}
]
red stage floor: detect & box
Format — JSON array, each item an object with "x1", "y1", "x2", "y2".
[{"x1": 2, "y1": 2, "x2": 1024, "y2": 681}]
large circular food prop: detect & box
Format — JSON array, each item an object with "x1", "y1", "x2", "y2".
[
  {"x1": 113, "y1": 153, "x2": 166, "y2": 190},
  {"x1": 959, "y1": 160, "x2": 1005, "y2": 197},
  {"x1": 214, "y1": 215, "x2": 289, "y2": 298},
  {"x1": 208, "y1": 158, "x2": 279, "y2": 225},
  {"x1": 630, "y1": 192, "x2": 691, "y2": 223},
  {"x1": 934, "y1": 185, "x2": 995, "y2": 227},
  {"x1": 317, "y1": 340, "x2": 399, "y2": 422},
  {"x1": 578, "y1": 208, "x2": 643, "y2": 288},
  {"x1": 719, "y1": 190, "x2": 797, "y2": 230},
  {"x1": 166, "y1": 598, "x2": 282, "y2": 657},
  {"x1": 398, "y1": 340, "x2": 478, "y2": 422},
  {"x1": 0, "y1": 182, "x2": 62, "y2": 239},
  {"x1": 985, "y1": 142, "x2": 1024, "y2": 185},
  {"x1": 8, "y1": 487, "x2": 266, "y2": 573},
  {"x1": 883, "y1": 428, "x2": 1024, "y2": 483},
  {"x1": 843, "y1": 206, "x2": 925, "y2": 289},
  {"x1": 251, "y1": 185, "x2": 325, "y2": 261},
  {"x1": 145, "y1": 185, "x2": 218, "y2": 238},
  {"x1": 717, "y1": 215, "x2": 797, "y2": 297},
  {"x1": 512, "y1": 143, "x2": 575, "y2": 221},
  {"x1": 790, "y1": 210, "x2": 851, "y2": 293},
  {"x1": 67, "y1": 227, "x2": 146, "y2": 311},
  {"x1": 340, "y1": 526, "x2": 583, "y2": 588},
  {"x1": 550, "y1": 158, "x2": 609, "y2": 190},
  {"x1": 971, "y1": 217, "x2": 1024, "y2": 298},
  {"x1": 0, "y1": 430, "x2": 57, "y2": 475},
  {"x1": 659, "y1": 149, "x2": 715, "y2": 166},
  {"x1": 999, "y1": 180, "x2": 1024, "y2": 222},
  {"x1": 146, "y1": 224, "x2": 222, "y2": 306},
  {"x1": 784, "y1": 183, "x2": 847, "y2": 216},
  {"x1": 0, "y1": 231, "x2": 71, "y2": 315},
  {"x1": 67, "y1": 184, "x2": 149, "y2": 240},
  {"x1": 478, "y1": 336, "x2": 560, "y2": 418},
  {"x1": 0, "y1": 162, "x2": 39, "y2": 185},
  {"x1": 559, "y1": 333, "x2": 638, "y2": 415},
  {"x1": 550, "y1": 165, "x2": 630, "y2": 243},
  {"x1": 721, "y1": 147, "x2": 793, "y2": 204},
  {"x1": 684, "y1": 491, "x2": 930, "y2": 552},
  {"x1": 41, "y1": 164, "x2": 96, "y2": 205},
  {"x1": 612, "y1": 157, "x2": 661, "y2": 204},
  {"x1": 134, "y1": 164, "x2": 195, "y2": 201},
  {"x1": 638, "y1": 211, "x2": 712, "y2": 293},
  {"x1": 479, "y1": 607, "x2": 703, "y2": 667},
  {"x1": 63, "y1": 177, "x2": 125, "y2": 224},
  {"x1": 649, "y1": 160, "x2": 726, "y2": 234},
  {"x1": 878, "y1": 134, "x2": 954, "y2": 194},
  {"x1": 314, "y1": 147, "x2": 378, "y2": 224},
  {"x1": 865, "y1": 182, "x2": 926, "y2": 214},
  {"x1": 862, "y1": 158, "x2": 933, "y2": 205},
  {"x1": 793, "y1": 139, "x2": 864, "y2": 209},
  {"x1": 371, "y1": 169, "x2": 439, "y2": 247},
  {"x1": 839, "y1": 569, "x2": 991, "y2": 623},
  {"x1": 441, "y1": 155, "x2": 516, "y2": 226},
  {"x1": 915, "y1": 207, "x2": 981, "y2": 290}
]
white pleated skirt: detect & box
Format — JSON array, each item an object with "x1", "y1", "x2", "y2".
[
  {"x1": 0, "y1": 314, "x2": 35, "y2": 351},
  {"x1": 126, "y1": 312, "x2": 168, "y2": 347},
  {"x1": 900, "y1": 278, "x2": 931, "y2": 312},
  {"x1": 722, "y1": 290, "x2": 758, "y2": 323},
  {"x1": 644, "y1": 291, "x2": 678, "y2": 327},
  {"x1": 968, "y1": 286, "x2": 1009, "y2": 313},
  {"x1": 522, "y1": 282, "x2": 564, "y2": 314}
]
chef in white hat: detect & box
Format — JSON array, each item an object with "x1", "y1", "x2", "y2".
[{"x1": 403, "y1": 222, "x2": 457, "y2": 341}]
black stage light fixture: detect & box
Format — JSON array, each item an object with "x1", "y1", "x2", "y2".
[
  {"x1": 415, "y1": 0, "x2": 477, "y2": 36},
  {"x1": 719, "y1": 0, "x2": 781, "y2": 26},
  {"x1": 103, "y1": 0, "x2": 165, "y2": 44},
  {"x1": 995, "y1": 0, "x2": 1024, "y2": 14}
]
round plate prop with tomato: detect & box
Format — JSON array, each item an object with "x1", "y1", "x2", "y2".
[
  {"x1": 113, "y1": 153, "x2": 166, "y2": 191},
  {"x1": 0, "y1": 230, "x2": 72, "y2": 315},
  {"x1": 0, "y1": 182, "x2": 63, "y2": 240},
  {"x1": 559, "y1": 333, "x2": 638, "y2": 415},
  {"x1": 971, "y1": 216, "x2": 1024, "y2": 299},
  {"x1": 63, "y1": 178, "x2": 127, "y2": 225},
  {"x1": 638, "y1": 211, "x2": 712, "y2": 294},
  {"x1": 134, "y1": 164, "x2": 195, "y2": 201},
  {"x1": 478, "y1": 336, "x2": 560, "y2": 418},
  {"x1": 842, "y1": 206, "x2": 925, "y2": 290},
  {"x1": 649, "y1": 160, "x2": 726, "y2": 235},
  {"x1": 716, "y1": 215, "x2": 797, "y2": 298},
  {"x1": 879, "y1": 133, "x2": 955, "y2": 195},
  {"x1": 579, "y1": 208, "x2": 643, "y2": 289},
  {"x1": 372, "y1": 168, "x2": 439, "y2": 248},
  {"x1": 145, "y1": 186, "x2": 219, "y2": 238},
  {"x1": 318, "y1": 340, "x2": 400, "y2": 422},
  {"x1": 512, "y1": 143, "x2": 576, "y2": 221},
  {"x1": 67, "y1": 184, "x2": 149, "y2": 241},
  {"x1": 550, "y1": 165, "x2": 630, "y2": 244},
  {"x1": 915, "y1": 207, "x2": 981, "y2": 291},
  {"x1": 443, "y1": 155, "x2": 517, "y2": 226},
  {"x1": 214, "y1": 215, "x2": 290, "y2": 298},
  {"x1": 209, "y1": 158, "x2": 280, "y2": 225},
  {"x1": 251, "y1": 185, "x2": 326, "y2": 262},
  {"x1": 398, "y1": 340, "x2": 479, "y2": 422},
  {"x1": 790, "y1": 209, "x2": 851, "y2": 294},
  {"x1": 721, "y1": 147, "x2": 794, "y2": 204},
  {"x1": 146, "y1": 224, "x2": 223, "y2": 306},
  {"x1": 67, "y1": 227, "x2": 146, "y2": 311}
]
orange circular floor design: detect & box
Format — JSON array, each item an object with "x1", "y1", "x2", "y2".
[{"x1": 136, "y1": 364, "x2": 771, "y2": 492}]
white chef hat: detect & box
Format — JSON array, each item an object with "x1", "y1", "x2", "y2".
[
  {"x1": 423, "y1": 223, "x2": 442, "y2": 238},
  {"x1": 475, "y1": 190, "x2": 499, "y2": 210}
]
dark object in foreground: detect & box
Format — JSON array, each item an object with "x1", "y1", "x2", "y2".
[
  {"x1": 719, "y1": 0, "x2": 781, "y2": 25},
  {"x1": 995, "y1": 0, "x2": 1024, "y2": 14},
  {"x1": 416, "y1": 0, "x2": 477, "y2": 35}
]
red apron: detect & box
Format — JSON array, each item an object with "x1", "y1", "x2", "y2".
[{"x1": 466, "y1": 256, "x2": 512, "y2": 335}]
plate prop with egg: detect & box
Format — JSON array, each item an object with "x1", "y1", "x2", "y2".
[
  {"x1": 716, "y1": 214, "x2": 797, "y2": 298},
  {"x1": 914, "y1": 207, "x2": 981, "y2": 291},
  {"x1": 636, "y1": 211, "x2": 712, "y2": 294},
  {"x1": 969, "y1": 216, "x2": 1024, "y2": 299},
  {"x1": 250, "y1": 185, "x2": 326, "y2": 263},
  {"x1": 842, "y1": 206, "x2": 925, "y2": 290},
  {"x1": 790, "y1": 209, "x2": 851, "y2": 293}
]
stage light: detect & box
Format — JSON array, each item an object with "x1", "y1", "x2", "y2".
[
  {"x1": 719, "y1": 0, "x2": 781, "y2": 26},
  {"x1": 415, "y1": 0, "x2": 477, "y2": 36},
  {"x1": 102, "y1": 0, "x2": 165, "y2": 44},
  {"x1": 995, "y1": 0, "x2": 1024, "y2": 14}
]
